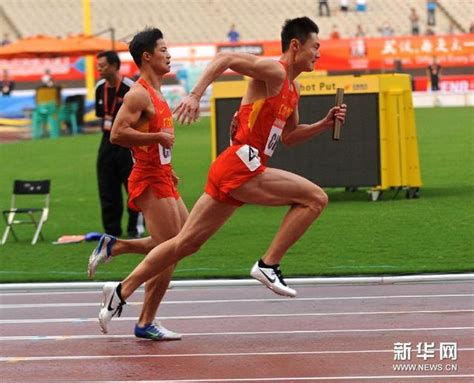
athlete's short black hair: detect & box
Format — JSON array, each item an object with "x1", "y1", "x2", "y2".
[
  {"x1": 281, "y1": 17, "x2": 319, "y2": 52},
  {"x1": 96, "y1": 50, "x2": 121, "y2": 70},
  {"x1": 129, "y1": 27, "x2": 164, "y2": 67}
]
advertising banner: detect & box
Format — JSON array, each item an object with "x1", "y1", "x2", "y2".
[
  {"x1": 2, "y1": 34, "x2": 473, "y2": 83},
  {"x1": 413, "y1": 75, "x2": 474, "y2": 92}
]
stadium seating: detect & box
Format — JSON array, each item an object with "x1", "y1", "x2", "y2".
[
  {"x1": 438, "y1": 0, "x2": 474, "y2": 33},
  {"x1": 0, "y1": 4, "x2": 17, "y2": 40},
  {"x1": 0, "y1": 0, "x2": 471, "y2": 44}
]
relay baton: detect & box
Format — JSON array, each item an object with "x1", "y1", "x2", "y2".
[{"x1": 332, "y1": 88, "x2": 344, "y2": 141}]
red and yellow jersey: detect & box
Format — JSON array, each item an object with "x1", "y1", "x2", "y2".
[
  {"x1": 130, "y1": 78, "x2": 174, "y2": 174},
  {"x1": 231, "y1": 61, "x2": 299, "y2": 165}
]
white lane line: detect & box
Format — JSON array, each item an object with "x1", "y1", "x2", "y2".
[
  {"x1": 90, "y1": 375, "x2": 474, "y2": 382},
  {"x1": 3, "y1": 348, "x2": 474, "y2": 363},
  {"x1": 1, "y1": 327, "x2": 473, "y2": 341},
  {"x1": 1, "y1": 294, "x2": 473, "y2": 308},
  {"x1": 0, "y1": 291, "x2": 132, "y2": 297},
  {"x1": 1, "y1": 274, "x2": 473, "y2": 292},
  {"x1": 1, "y1": 289, "x2": 473, "y2": 300},
  {"x1": 1, "y1": 309, "x2": 473, "y2": 325}
]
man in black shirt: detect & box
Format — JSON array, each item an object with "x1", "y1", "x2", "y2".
[
  {"x1": 319, "y1": 0, "x2": 330, "y2": 16},
  {"x1": 95, "y1": 51, "x2": 139, "y2": 237},
  {"x1": 427, "y1": 56, "x2": 442, "y2": 91},
  {"x1": 1, "y1": 69, "x2": 15, "y2": 96}
]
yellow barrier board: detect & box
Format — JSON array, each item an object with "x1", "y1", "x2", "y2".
[{"x1": 211, "y1": 74, "x2": 422, "y2": 193}]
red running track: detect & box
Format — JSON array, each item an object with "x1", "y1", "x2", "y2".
[{"x1": 0, "y1": 281, "x2": 473, "y2": 382}]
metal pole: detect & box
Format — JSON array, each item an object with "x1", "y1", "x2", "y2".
[
  {"x1": 82, "y1": 0, "x2": 95, "y2": 101},
  {"x1": 111, "y1": 28, "x2": 116, "y2": 51}
]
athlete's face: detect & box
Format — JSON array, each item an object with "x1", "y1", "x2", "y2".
[
  {"x1": 296, "y1": 33, "x2": 320, "y2": 72},
  {"x1": 149, "y1": 39, "x2": 171, "y2": 75}
]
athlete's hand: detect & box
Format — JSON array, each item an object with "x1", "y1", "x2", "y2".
[
  {"x1": 158, "y1": 131, "x2": 175, "y2": 148},
  {"x1": 323, "y1": 104, "x2": 347, "y2": 128},
  {"x1": 171, "y1": 170, "x2": 180, "y2": 186},
  {"x1": 173, "y1": 93, "x2": 201, "y2": 125}
]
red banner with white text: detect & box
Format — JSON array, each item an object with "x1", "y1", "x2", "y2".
[
  {"x1": 2, "y1": 34, "x2": 473, "y2": 83},
  {"x1": 314, "y1": 34, "x2": 474, "y2": 71},
  {"x1": 219, "y1": 34, "x2": 474, "y2": 71}
]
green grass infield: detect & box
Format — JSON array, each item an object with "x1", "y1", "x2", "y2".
[{"x1": 0, "y1": 107, "x2": 472, "y2": 282}]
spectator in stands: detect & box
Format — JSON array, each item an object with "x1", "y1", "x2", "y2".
[
  {"x1": 227, "y1": 24, "x2": 240, "y2": 42},
  {"x1": 319, "y1": 0, "x2": 330, "y2": 17},
  {"x1": 394, "y1": 59, "x2": 403, "y2": 73},
  {"x1": 330, "y1": 25, "x2": 341, "y2": 39},
  {"x1": 1, "y1": 33, "x2": 12, "y2": 46},
  {"x1": 378, "y1": 22, "x2": 394, "y2": 37},
  {"x1": 355, "y1": 24, "x2": 366, "y2": 37},
  {"x1": 427, "y1": 57, "x2": 441, "y2": 91},
  {"x1": 340, "y1": 0, "x2": 349, "y2": 12},
  {"x1": 425, "y1": 27, "x2": 435, "y2": 36},
  {"x1": 41, "y1": 69, "x2": 54, "y2": 87},
  {"x1": 409, "y1": 8, "x2": 420, "y2": 36},
  {"x1": 356, "y1": 0, "x2": 367, "y2": 12},
  {"x1": 1, "y1": 69, "x2": 15, "y2": 96},
  {"x1": 427, "y1": 0, "x2": 437, "y2": 27},
  {"x1": 447, "y1": 22, "x2": 456, "y2": 35},
  {"x1": 95, "y1": 50, "x2": 139, "y2": 238},
  {"x1": 470, "y1": 22, "x2": 474, "y2": 33}
]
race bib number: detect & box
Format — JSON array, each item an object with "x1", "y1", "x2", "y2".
[
  {"x1": 264, "y1": 118, "x2": 285, "y2": 157},
  {"x1": 159, "y1": 144, "x2": 172, "y2": 165},
  {"x1": 236, "y1": 145, "x2": 261, "y2": 172}
]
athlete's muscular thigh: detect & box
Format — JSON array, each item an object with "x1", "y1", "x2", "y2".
[
  {"x1": 230, "y1": 167, "x2": 323, "y2": 206},
  {"x1": 135, "y1": 188, "x2": 183, "y2": 243},
  {"x1": 177, "y1": 194, "x2": 237, "y2": 247},
  {"x1": 175, "y1": 197, "x2": 190, "y2": 228}
]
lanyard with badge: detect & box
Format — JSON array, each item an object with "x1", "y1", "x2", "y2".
[{"x1": 103, "y1": 76, "x2": 121, "y2": 131}]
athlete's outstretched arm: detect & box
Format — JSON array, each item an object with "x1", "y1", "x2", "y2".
[
  {"x1": 281, "y1": 83, "x2": 347, "y2": 146},
  {"x1": 174, "y1": 53, "x2": 284, "y2": 124},
  {"x1": 110, "y1": 88, "x2": 174, "y2": 148}
]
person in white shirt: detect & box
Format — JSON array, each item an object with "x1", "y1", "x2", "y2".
[{"x1": 340, "y1": 0, "x2": 349, "y2": 12}]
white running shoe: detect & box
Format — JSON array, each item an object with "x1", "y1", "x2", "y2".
[
  {"x1": 134, "y1": 320, "x2": 182, "y2": 341},
  {"x1": 99, "y1": 282, "x2": 126, "y2": 334},
  {"x1": 250, "y1": 261, "x2": 297, "y2": 297},
  {"x1": 88, "y1": 234, "x2": 116, "y2": 278}
]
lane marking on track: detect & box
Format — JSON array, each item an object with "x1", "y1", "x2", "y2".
[
  {"x1": 1, "y1": 326, "x2": 474, "y2": 341},
  {"x1": 2, "y1": 348, "x2": 474, "y2": 362},
  {"x1": 1, "y1": 294, "x2": 473, "y2": 308},
  {"x1": 1, "y1": 309, "x2": 473, "y2": 325},
  {"x1": 1, "y1": 287, "x2": 473, "y2": 297}
]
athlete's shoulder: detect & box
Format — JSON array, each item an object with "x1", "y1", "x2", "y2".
[
  {"x1": 125, "y1": 84, "x2": 148, "y2": 99},
  {"x1": 251, "y1": 58, "x2": 286, "y2": 85},
  {"x1": 261, "y1": 58, "x2": 287, "y2": 75},
  {"x1": 123, "y1": 84, "x2": 150, "y2": 109}
]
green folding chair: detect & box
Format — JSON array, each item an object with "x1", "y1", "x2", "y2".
[
  {"x1": 31, "y1": 102, "x2": 60, "y2": 139},
  {"x1": 58, "y1": 102, "x2": 79, "y2": 135}
]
